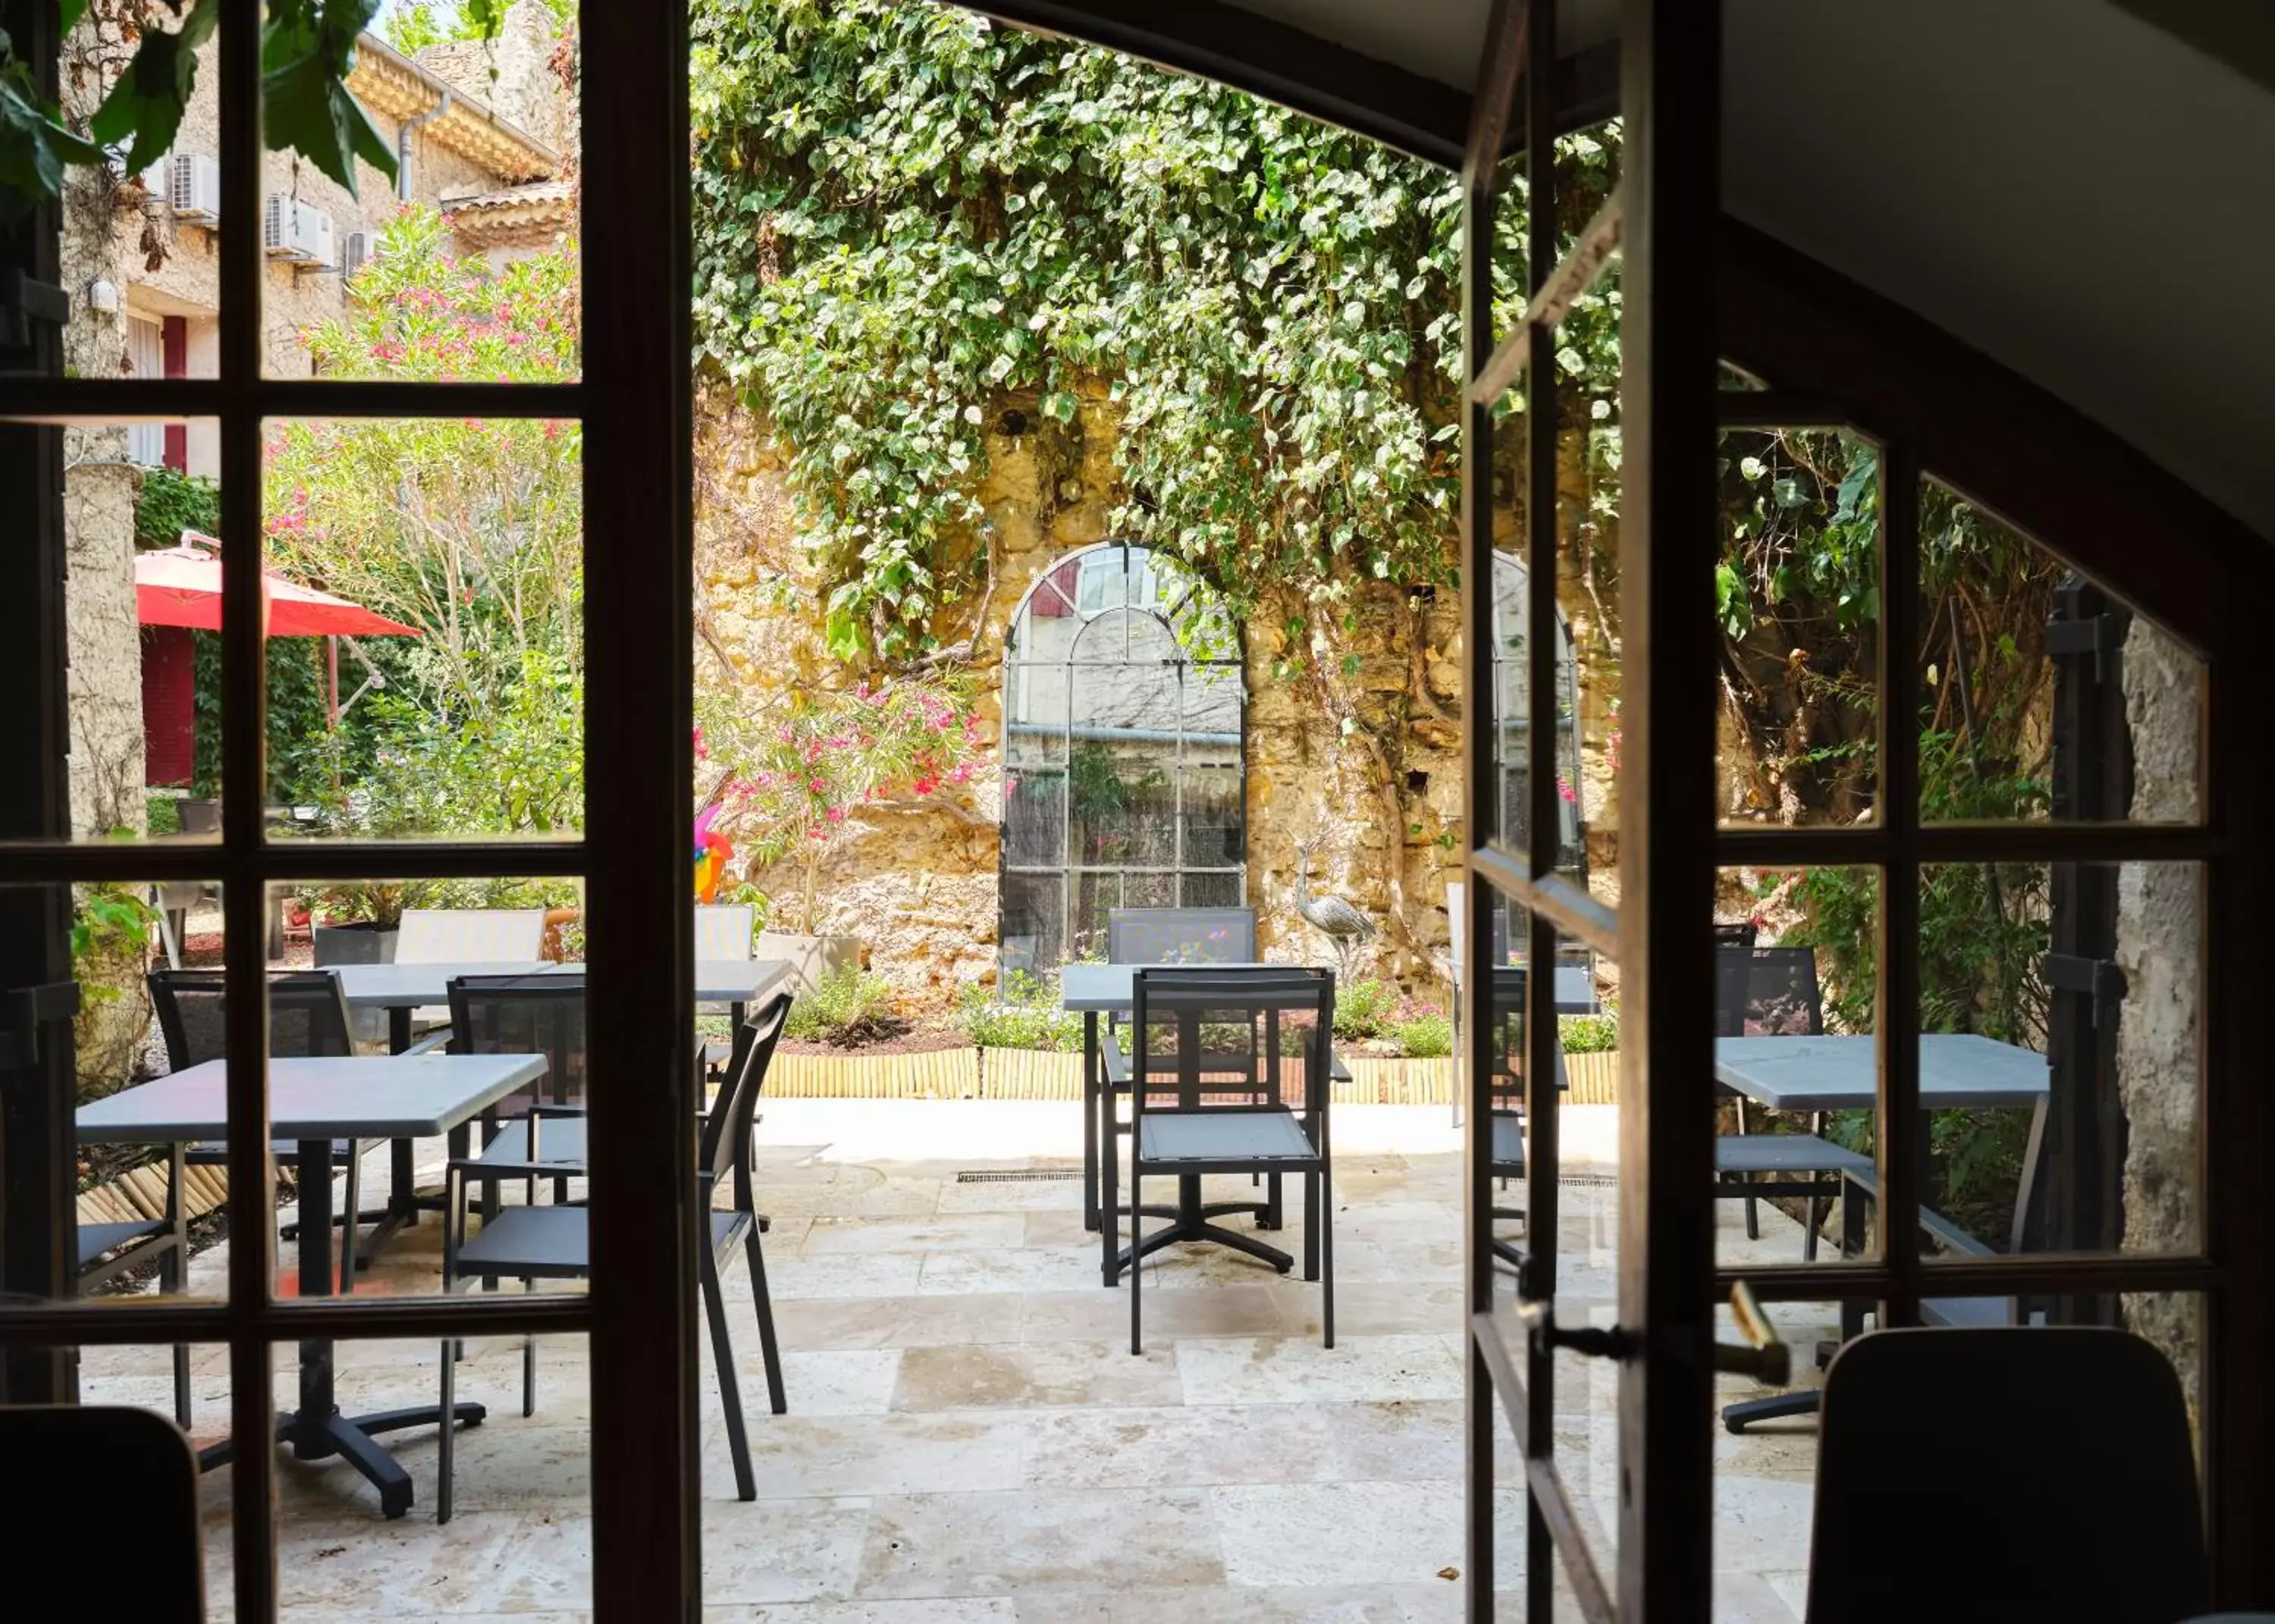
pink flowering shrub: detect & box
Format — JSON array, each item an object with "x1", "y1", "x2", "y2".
[{"x1": 695, "y1": 674, "x2": 983, "y2": 933}]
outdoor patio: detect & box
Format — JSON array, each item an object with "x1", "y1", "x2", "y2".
[{"x1": 83, "y1": 1100, "x2": 1831, "y2": 1622}]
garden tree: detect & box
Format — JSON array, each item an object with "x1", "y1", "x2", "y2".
[{"x1": 263, "y1": 205, "x2": 584, "y2": 843}]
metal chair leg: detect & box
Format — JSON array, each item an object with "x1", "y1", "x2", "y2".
[
  {"x1": 522, "y1": 1294, "x2": 537, "y2": 1418},
  {"x1": 742, "y1": 1224, "x2": 788, "y2": 1416},
  {"x1": 1735, "y1": 1095, "x2": 1761, "y2": 1240},
  {"x1": 701, "y1": 1249, "x2": 756, "y2": 1501},
  {"x1": 1128, "y1": 1164, "x2": 1143, "y2": 1356},
  {"x1": 436, "y1": 1337, "x2": 456, "y2": 1525},
  {"x1": 1320, "y1": 1155, "x2": 1335, "y2": 1351},
  {"x1": 160, "y1": 1243, "x2": 190, "y2": 1430},
  {"x1": 339, "y1": 1147, "x2": 361, "y2": 1295}
]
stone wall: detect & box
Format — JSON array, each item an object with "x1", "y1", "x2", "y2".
[
  {"x1": 2114, "y1": 616, "x2": 2202, "y2": 1409},
  {"x1": 692, "y1": 386, "x2": 1621, "y2": 1016}
]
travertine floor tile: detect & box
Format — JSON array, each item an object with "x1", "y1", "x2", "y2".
[
  {"x1": 777, "y1": 1291, "x2": 1027, "y2": 1351},
  {"x1": 802, "y1": 1214, "x2": 1029, "y2": 1256},
  {"x1": 719, "y1": 1410, "x2": 1028, "y2": 1499},
  {"x1": 854, "y1": 1488, "x2": 1225, "y2": 1598},
  {"x1": 697, "y1": 1495, "x2": 874, "y2": 1605},
  {"x1": 893, "y1": 1340, "x2": 1181, "y2": 1412},
  {"x1": 1175, "y1": 1335, "x2": 1463, "y2": 1406}
]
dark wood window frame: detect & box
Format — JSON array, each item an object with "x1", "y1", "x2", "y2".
[{"x1": 0, "y1": 5, "x2": 701, "y2": 1619}]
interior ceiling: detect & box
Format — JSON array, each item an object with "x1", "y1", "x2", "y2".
[{"x1": 980, "y1": 0, "x2": 2275, "y2": 543}]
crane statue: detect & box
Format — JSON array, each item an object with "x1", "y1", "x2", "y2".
[{"x1": 1293, "y1": 841, "x2": 1376, "y2": 983}]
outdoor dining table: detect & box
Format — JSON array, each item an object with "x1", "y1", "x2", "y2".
[
  {"x1": 76, "y1": 1052, "x2": 547, "y2": 1519},
  {"x1": 1712, "y1": 1030, "x2": 2050, "y2": 1429}
]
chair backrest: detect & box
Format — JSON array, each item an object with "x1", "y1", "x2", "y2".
[
  {"x1": 704, "y1": 993, "x2": 792, "y2": 1211},
  {"x1": 1106, "y1": 907, "x2": 1256, "y2": 965},
  {"x1": 1808, "y1": 1328, "x2": 2207, "y2": 1623},
  {"x1": 694, "y1": 903, "x2": 755, "y2": 961},
  {"x1": 1128, "y1": 966, "x2": 1333, "y2": 1119},
  {"x1": 395, "y1": 908, "x2": 548, "y2": 963},
  {"x1": 447, "y1": 973, "x2": 588, "y2": 1109},
  {"x1": 1713, "y1": 944, "x2": 1824, "y2": 1037},
  {"x1": 0, "y1": 1406, "x2": 203, "y2": 1619},
  {"x1": 1712, "y1": 920, "x2": 1759, "y2": 949},
  {"x1": 148, "y1": 967, "x2": 353, "y2": 1069}
]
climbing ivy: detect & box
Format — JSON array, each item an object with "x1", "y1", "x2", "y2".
[{"x1": 690, "y1": 0, "x2": 1596, "y2": 669}]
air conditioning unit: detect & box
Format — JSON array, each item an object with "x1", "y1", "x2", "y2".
[
  {"x1": 340, "y1": 230, "x2": 372, "y2": 282},
  {"x1": 262, "y1": 194, "x2": 335, "y2": 267},
  {"x1": 167, "y1": 154, "x2": 223, "y2": 223}
]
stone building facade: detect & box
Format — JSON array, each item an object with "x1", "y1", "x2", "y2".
[{"x1": 56, "y1": 1, "x2": 570, "y2": 840}]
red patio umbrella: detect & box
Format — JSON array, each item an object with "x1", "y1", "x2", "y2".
[{"x1": 134, "y1": 536, "x2": 421, "y2": 639}]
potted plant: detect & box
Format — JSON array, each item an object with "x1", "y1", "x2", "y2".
[{"x1": 695, "y1": 676, "x2": 980, "y2": 995}]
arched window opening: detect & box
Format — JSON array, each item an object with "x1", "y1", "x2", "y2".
[{"x1": 1001, "y1": 543, "x2": 1245, "y2": 976}]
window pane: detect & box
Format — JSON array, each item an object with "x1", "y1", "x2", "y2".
[
  {"x1": 999, "y1": 873, "x2": 1064, "y2": 980},
  {"x1": 262, "y1": 12, "x2": 582, "y2": 381},
  {"x1": 1712, "y1": 866, "x2": 1881, "y2": 1270},
  {"x1": 3, "y1": 419, "x2": 227, "y2": 845},
  {"x1": 1003, "y1": 663, "x2": 1069, "y2": 764},
  {"x1": 1068, "y1": 870, "x2": 1119, "y2": 963},
  {"x1": 2, "y1": 877, "x2": 242, "y2": 1309},
  {"x1": 1912, "y1": 861, "x2": 2201, "y2": 1261},
  {"x1": 1178, "y1": 870, "x2": 1244, "y2": 911},
  {"x1": 1917, "y1": 476, "x2": 2201, "y2": 826},
  {"x1": 1180, "y1": 763, "x2": 1244, "y2": 867},
  {"x1": 1715, "y1": 426, "x2": 1881, "y2": 830},
  {"x1": 1003, "y1": 768, "x2": 1065, "y2": 868},
  {"x1": 262, "y1": 418, "x2": 582, "y2": 844}
]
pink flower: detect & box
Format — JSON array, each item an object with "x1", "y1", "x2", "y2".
[{"x1": 824, "y1": 807, "x2": 846, "y2": 823}]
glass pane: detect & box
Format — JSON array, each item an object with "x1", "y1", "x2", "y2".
[
  {"x1": 1003, "y1": 768, "x2": 1065, "y2": 868},
  {"x1": 262, "y1": 417, "x2": 582, "y2": 845},
  {"x1": 68, "y1": 1340, "x2": 234, "y2": 1613},
  {"x1": 269, "y1": 1335, "x2": 588, "y2": 1603},
  {"x1": 1068, "y1": 870, "x2": 1119, "y2": 964},
  {"x1": 1178, "y1": 870, "x2": 1244, "y2": 911},
  {"x1": 1715, "y1": 427, "x2": 1882, "y2": 829},
  {"x1": 1709, "y1": 1298, "x2": 1844, "y2": 1622},
  {"x1": 1918, "y1": 476, "x2": 2201, "y2": 825},
  {"x1": 1179, "y1": 763, "x2": 1243, "y2": 867},
  {"x1": 1122, "y1": 870, "x2": 1175, "y2": 911},
  {"x1": 1911, "y1": 861, "x2": 2201, "y2": 1262},
  {"x1": 1180, "y1": 664, "x2": 1242, "y2": 758},
  {"x1": 999, "y1": 873, "x2": 1064, "y2": 979},
  {"x1": 1712, "y1": 866, "x2": 1881, "y2": 1270},
  {"x1": 5, "y1": 419, "x2": 227, "y2": 844},
  {"x1": 265, "y1": 6, "x2": 582, "y2": 381},
  {"x1": 1003, "y1": 663, "x2": 1069, "y2": 764},
  {"x1": 1068, "y1": 739, "x2": 1175, "y2": 868},
  {"x1": 5, "y1": 877, "x2": 240, "y2": 1309}
]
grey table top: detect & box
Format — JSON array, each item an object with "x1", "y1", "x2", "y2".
[
  {"x1": 1061, "y1": 960, "x2": 1595, "y2": 1013},
  {"x1": 77, "y1": 1053, "x2": 549, "y2": 1144},
  {"x1": 327, "y1": 958, "x2": 791, "y2": 1008},
  {"x1": 1714, "y1": 1033, "x2": 2049, "y2": 1113}
]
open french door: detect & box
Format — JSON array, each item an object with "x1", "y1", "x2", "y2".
[{"x1": 1458, "y1": 1, "x2": 1735, "y2": 1616}]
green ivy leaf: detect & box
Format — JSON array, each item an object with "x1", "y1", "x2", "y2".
[{"x1": 262, "y1": 0, "x2": 396, "y2": 199}]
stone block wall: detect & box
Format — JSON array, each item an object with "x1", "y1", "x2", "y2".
[{"x1": 692, "y1": 385, "x2": 1621, "y2": 1017}]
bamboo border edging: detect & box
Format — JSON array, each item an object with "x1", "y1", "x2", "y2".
[
  {"x1": 770, "y1": 1047, "x2": 982, "y2": 1099},
  {"x1": 1561, "y1": 1050, "x2": 1620, "y2": 1104},
  {"x1": 77, "y1": 1162, "x2": 231, "y2": 1228}
]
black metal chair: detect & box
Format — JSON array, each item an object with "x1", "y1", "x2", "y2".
[
  {"x1": 1711, "y1": 945, "x2": 1864, "y2": 1259},
  {"x1": 76, "y1": 1140, "x2": 191, "y2": 1429},
  {"x1": 147, "y1": 967, "x2": 375, "y2": 1287},
  {"x1": 446, "y1": 972, "x2": 591, "y2": 1224},
  {"x1": 435, "y1": 994, "x2": 792, "y2": 1523},
  {"x1": 1124, "y1": 967, "x2": 1335, "y2": 1353},
  {"x1": 1806, "y1": 1328, "x2": 2208, "y2": 1622}
]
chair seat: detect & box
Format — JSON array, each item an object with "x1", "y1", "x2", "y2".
[
  {"x1": 478, "y1": 1115, "x2": 589, "y2": 1170},
  {"x1": 77, "y1": 1218, "x2": 171, "y2": 1268},
  {"x1": 456, "y1": 1204, "x2": 591, "y2": 1277},
  {"x1": 711, "y1": 1209, "x2": 752, "y2": 1255},
  {"x1": 1713, "y1": 1133, "x2": 1869, "y2": 1175},
  {"x1": 187, "y1": 1138, "x2": 356, "y2": 1165},
  {"x1": 1137, "y1": 1109, "x2": 1317, "y2": 1165}
]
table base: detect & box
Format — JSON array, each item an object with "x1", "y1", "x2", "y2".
[{"x1": 196, "y1": 1400, "x2": 486, "y2": 1519}]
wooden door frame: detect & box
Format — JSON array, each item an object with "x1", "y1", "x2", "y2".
[{"x1": 0, "y1": 4, "x2": 701, "y2": 1618}]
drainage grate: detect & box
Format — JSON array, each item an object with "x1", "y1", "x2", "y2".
[
  {"x1": 1555, "y1": 1173, "x2": 1620, "y2": 1189},
  {"x1": 954, "y1": 1168, "x2": 1084, "y2": 1184}
]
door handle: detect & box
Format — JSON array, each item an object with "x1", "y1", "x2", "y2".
[
  {"x1": 1515, "y1": 1298, "x2": 1634, "y2": 1361},
  {"x1": 1712, "y1": 1281, "x2": 1791, "y2": 1384}
]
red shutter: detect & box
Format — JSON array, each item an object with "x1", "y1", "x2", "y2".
[
  {"x1": 141, "y1": 625, "x2": 197, "y2": 787},
  {"x1": 162, "y1": 317, "x2": 187, "y2": 471}
]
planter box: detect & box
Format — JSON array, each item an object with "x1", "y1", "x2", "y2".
[
  {"x1": 770, "y1": 1046, "x2": 981, "y2": 1099},
  {"x1": 1561, "y1": 1050, "x2": 1620, "y2": 1103},
  {"x1": 755, "y1": 931, "x2": 861, "y2": 996},
  {"x1": 314, "y1": 923, "x2": 397, "y2": 1044}
]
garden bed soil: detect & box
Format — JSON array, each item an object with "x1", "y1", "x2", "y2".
[{"x1": 778, "y1": 1025, "x2": 970, "y2": 1058}]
